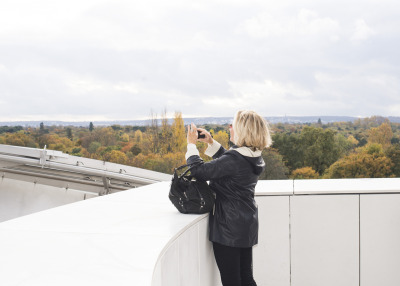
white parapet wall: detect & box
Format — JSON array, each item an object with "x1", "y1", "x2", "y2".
[{"x1": 0, "y1": 178, "x2": 400, "y2": 286}]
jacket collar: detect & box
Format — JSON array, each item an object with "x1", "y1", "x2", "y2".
[{"x1": 230, "y1": 145, "x2": 262, "y2": 157}]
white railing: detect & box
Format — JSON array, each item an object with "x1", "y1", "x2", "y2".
[
  {"x1": 0, "y1": 144, "x2": 171, "y2": 222},
  {"x1": 1, "y1": 178, "x2": 400, "y2": 286},
  {"x1": 0, "y1": 144, "x2": 171, "y2": 189}
]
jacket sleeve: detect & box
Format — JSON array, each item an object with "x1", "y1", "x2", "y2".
[
  {"x1": 186, "y1": 152, "x2": 237, "y2": 181},
  {"x1": 211, "y1": 145, "x2": 227, "y2": 159},
  {"x1": 204, "y1": 141, "x2": 227, "y2": 159}
]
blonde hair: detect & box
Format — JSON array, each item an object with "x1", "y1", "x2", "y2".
[{"x1": 233, "y1": 110, "x2": 272, "y2": 151}]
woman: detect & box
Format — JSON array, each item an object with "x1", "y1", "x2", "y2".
[{"x1": 185, "y1": 110, "x2": 272, "y2": 286}]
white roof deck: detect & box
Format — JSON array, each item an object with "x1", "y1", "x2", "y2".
[{"x1": 0, "y1": 182, "x2": 198, "y2": 285}]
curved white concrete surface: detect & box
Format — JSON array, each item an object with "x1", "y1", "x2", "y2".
[
  {"x1": 1, "y1": 178, "x2": 400, "y2": 286},
  {"x1": 0, "y1": 182, "x2": 207, "y2": 286}
]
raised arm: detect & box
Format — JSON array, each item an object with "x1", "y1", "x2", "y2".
[
  {"x1": 186, "y1": 153, "x2": 237, "y2": 181},
  {"x1": 185, "y1": 123, "x2": 232, "y2": 181}
]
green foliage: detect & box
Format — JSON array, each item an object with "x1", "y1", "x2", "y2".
[
  {"x1": 272, "y1": 126, "x2": 341, "y2": 175},
  {"x1": 130, "y1": 144, "x2": 142, "y2": 155},
  {"x1": 271, "y1": 132, "x2": 303, "y2": 171},
  {"x1": 71, "y1": 147, "x2": 84, "y2": 156},
  {"x1": 354, "y1": 132, "x2": 368, "y2": 147},
  {"x1": 361, "y1": 143, "x2": 384, "y2": 155},
  {"x1": 111, "y1": 125, "x2": 122, "y2": 131},
  {"x1": 88, "y1": 142, "x2": 101, "y2": 154},
  {"x1": 0, "y1": 126, "x2": 23, "y2": 134},
  {"x1": 259, "y1": 148, "x2": 289, "y2": 180},
  {"x1": 66, "y1": 128, "x2": 73, "y2": 140},
  {"x1": 132, "y1": 126, "x2": 146, "y2": 132},
  {"x1": 300, "y1": 126, "x2": 339, "y2": 174},
  {"x1": 335, "y1": 134, "x2": 354, "y2": 157},
  {"x1": 80, "y1": 127, "x2": 117, "y2": 148},
  {"x1": 392, "y1": 137, "x2": 400, "y2": 144},
  {"x1": 386, "y1": 144, "x2": 400, "y2": 177}
]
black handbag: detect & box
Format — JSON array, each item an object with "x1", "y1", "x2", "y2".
[{"x1": 169, "y1": 162, "x2": 215, "y2": 214}]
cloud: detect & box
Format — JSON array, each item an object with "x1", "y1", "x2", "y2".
[
  {"x1": 351, "y1": 19, "x2": 375, "y2": 41},
  {"x1": 313, "y1": 70, "x2": 400, "y2": 116},
  {"x1": 237, "y1": 9, "x2": 340, "y2": 40},
  {"x1": 0, "y1": 0, "x2": 399, "y2": 121},
  {"x1": 201, "y1": 79, "x2": 317, "y2": 116}
]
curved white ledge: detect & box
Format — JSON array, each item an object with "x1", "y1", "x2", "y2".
[{"x1": 0, "y1": 181, "x2": 206, "y2": 286}]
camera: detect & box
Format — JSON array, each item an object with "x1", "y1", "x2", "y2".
[{"x1": 197, "y1": 130, "x2": 205, "y2": 139}]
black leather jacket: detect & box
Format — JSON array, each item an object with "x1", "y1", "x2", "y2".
[{"x1": 187, "y1": 145, "x2": 265, "y2": 248}]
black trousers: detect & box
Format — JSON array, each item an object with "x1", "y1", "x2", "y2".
[{"x1": 212, "y1": 242, "x2": 257, "y2": 286}]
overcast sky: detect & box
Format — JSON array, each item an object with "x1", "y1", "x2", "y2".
[{"x1": 0, "y1": 0, "x2": 399, "y2": 121}]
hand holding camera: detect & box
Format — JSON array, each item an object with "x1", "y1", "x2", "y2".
[
  {"x1": 187, "y1": 124, "x2": 213, "y2": 144},
  {"x1": 197, "y1": 130, "x2": 205, "y2": 139}
]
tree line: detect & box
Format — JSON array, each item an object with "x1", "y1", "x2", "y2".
[
  {"x1": 0, "y1": 115, "x2": 399, "y2": 179},
  {"x1": 267, "y1": 116, "x2": 400, "y2": 179}
]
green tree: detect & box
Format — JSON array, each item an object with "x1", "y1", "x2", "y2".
[
  {"x1": 386, "y1": 143, "x2": 400, "y2": 177},
  {"x1": 66, "y1": 128, "x2": 73, "y2": 140},
  {"x1": 80, "y1": 127, "x2": 117, "y2": 148},
  {"x1": 271, "y1": 132, "x2": 303, "y2": 171},
  {"x1": 300, "y1": 126, "x2": 339, "y2": 175},
  {"x1": 130, "y1": 144, "x2": 142, "y2": 155},
  {"x1": 88, "y1": 141, "x2": 101, "y2": 154},
  {"x1": 89, "y1": 122, "x2": 94, "y2": 132},
  {"x1": 359, "y1": 143, "x2": 384, "y2": 155},
  {"x1": 0, "y1": 126, "x2": 23, "y2": 134},
  {"x1": 335, "y1": 134, "x2": 354, "y2": 157},
  {"x1": 259, "y1": 148, "x2": 289, "y2": 180}
]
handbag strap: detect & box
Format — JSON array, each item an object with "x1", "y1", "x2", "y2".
[{"x1": 174, "y1": 161, "x2": 202, "y2": 179}]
